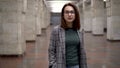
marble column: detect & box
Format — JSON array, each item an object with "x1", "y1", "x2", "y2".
[
  {"x1": 41, "y1": 1, "x2": 50, "y2": 29},
  {"x1": 106, "y1": 0, "x2": 120, "y2": 67},
  {"x1": 0, "y1": 0, "x2": 26, "y2": 55},
  {"x1": 41, "y1": 0, "x2": 44, "y2": 29},
  {"x1": 78, "y1": 3, "x2": 84, "y2": 31},
  {"x1": 45, "y1": 7, "x2": 50, "y2": 28},
  {"x1": 91, "y1": 0, "x2": 105, "y2": 35},
  {"x1": 24, "y1": 0, "x2": 37, "y2": 40},
  {"x1": 83, "y1": 0, "x2": 92, "y2": 32},
  {"x1": 36, "y1": 0, "x2": 41, "y2": 35},
  {"x1": 107, "y1": 0, "x2": 120, "y2": 40},
  {"x1": 43, "y1": 4, "x2": 47, "y2": 29}
]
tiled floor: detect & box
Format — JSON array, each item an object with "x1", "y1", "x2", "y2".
[
  {"x1": 84, "y1": 32, "x2": 120, "y2": 68},
  {"x1": 0, "y1": 25, "x2": 120, "y2": 68}
]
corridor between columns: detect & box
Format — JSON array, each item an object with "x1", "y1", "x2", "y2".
[
  {"x1": 0, "y1": 0, "x2": 120, "y2": 68},
  {"x1": 0, "y1": 25, "x2": 120, "y2": 68}
]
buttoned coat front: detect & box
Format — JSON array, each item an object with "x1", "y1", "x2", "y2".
[{"x1": 49, "y1": 25, "x2": 87, "y2": 68}]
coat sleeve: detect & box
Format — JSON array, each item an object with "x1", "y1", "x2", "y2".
[
  {"x1": 80, "y1": 30, "x2": 88, "y2": 68},
  {"x1": 48, "y1": 28, "x2": 57, "y2": 68}
]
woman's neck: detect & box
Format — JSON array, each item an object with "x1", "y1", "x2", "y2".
[{"x1": 66, "y1": 22, "x2": 73, "y2": 28}]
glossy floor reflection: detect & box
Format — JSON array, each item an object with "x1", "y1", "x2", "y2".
[{"x1": 0, "y1": 25, "x2": 120, "y2": 68}]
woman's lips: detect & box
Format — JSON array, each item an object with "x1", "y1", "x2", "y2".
[{"x1": 68, "y1": 18, "x2": 72, "y2": 19}]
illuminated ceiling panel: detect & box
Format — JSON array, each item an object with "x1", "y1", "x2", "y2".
[{"x1": 45, "y1": 0, "x2": 80, "y2": 13}]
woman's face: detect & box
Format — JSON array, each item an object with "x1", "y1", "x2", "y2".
[{"x1": 64, "y1": 6, "x2": 75, "y2": 24}]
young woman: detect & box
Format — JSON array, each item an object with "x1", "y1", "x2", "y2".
[{"x1": 49, "y1": 3, "x2": 87, "y2": 68}]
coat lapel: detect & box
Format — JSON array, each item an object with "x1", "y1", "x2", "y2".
[{"x1": 58, "y1": 27, "x2": 65, "y2": 56}]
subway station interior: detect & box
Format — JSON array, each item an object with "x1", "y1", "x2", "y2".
[{"x1": 0, "y1": 0, "x2": 120, "y2": 68}]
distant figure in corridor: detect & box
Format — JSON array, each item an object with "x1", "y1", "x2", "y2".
[{"x1": 48, "y1": 3, "x2": 87, "y2": 68}]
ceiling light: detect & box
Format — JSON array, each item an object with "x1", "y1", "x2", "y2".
[
  {"x1": 47, "y1": 1, "x2": 76, "y2": 13},
  {"x1": 103, "y1": 0, "x2": 106, "y2": 2}
]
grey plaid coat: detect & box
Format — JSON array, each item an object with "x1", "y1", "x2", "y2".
[{"x1": 49, "y1": 25, "x2": 87, "y2": 68}]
